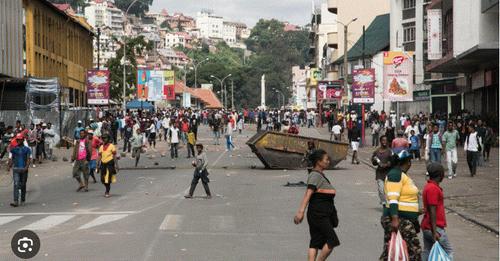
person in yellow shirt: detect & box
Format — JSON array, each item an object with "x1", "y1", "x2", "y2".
[
  {"x1": 187, "y1": 129, "x2": 196, "y2": 158},
  {"x1": 380, "y1": 150, "x2": 421, "y2": 261},
  {"x1": 98, "y1": 134, "x2": 119, "y2": 198}
]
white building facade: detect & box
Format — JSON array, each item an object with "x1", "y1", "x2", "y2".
[
  {"x1": 196, "y1": 11, "x2": 224, "y2": 39},
  {"x1": 164, "y1": 32, "x2": 185, "y2": 48},
  {"x1": 84, "y1": 0, "x2": 124, "y2": 36},
  {"x1": 222, "y1": 22, "x2": 237, "y2": 46}
]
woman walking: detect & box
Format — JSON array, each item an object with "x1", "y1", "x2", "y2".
[
  {"x1": 294, "y1": 149, "x2": 340, "y2": 261},
  {"x1": 98, "y1": 134, "x2": 119, "y2": 198},
  {"x1": 380, "y1": 150, "x2": 421, "y2": 261}
]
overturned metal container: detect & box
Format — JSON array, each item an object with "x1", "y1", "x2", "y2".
[{"x1": 246, "y1": 131, "x2": 349, "y2": 169}]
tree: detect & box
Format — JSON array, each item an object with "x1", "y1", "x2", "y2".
[
  {"x1": 114, "y1": 0, "x2": 153, "y2": 17},
  {"x1": 160, "y1": 20, "x2": 172, "y2": 31},
  {"x1": 105, "y1": 36, "x2": 153, "y2": 102}
]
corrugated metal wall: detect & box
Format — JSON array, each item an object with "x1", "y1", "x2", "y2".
[{"x1": 0, "y1": 0, "x2": 24, "y2": 78}]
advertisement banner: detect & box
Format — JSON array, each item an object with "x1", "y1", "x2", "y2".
[
  {"x1": 427, "y1": 9, "x2": 442, "y2": 60},
  {"x1": 317, "y1": 81, "x2": 343, "y2": 104},
  {"x1": 86, "y1": 70, "x2": 110, "y2": 105},
  {"x1": 182, "y1": 92, "x2": 191, "y2": 108},
  {"x1": 309, "y1": 68, "x2": 321, "y2": 86},
  {"x1": 137, "y1": 70, "x2": 150, "y2": 99},
  {"x1": 148, "y1": 70, "x2": 164, "y2": 101},
  {"x1": 163, "y1": 71, "x2": 175, "y2": 100},
  {"x1": 383, "y1": 51, "x2": 414, "y2": 102},
  {"x1": 352, "y1": 68, "x2": 375, "y2": 104}
]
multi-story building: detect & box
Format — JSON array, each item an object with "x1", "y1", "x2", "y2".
[
  {"x1": 1, "y1": 0, "x2": 94, "y2": 109},
  {"x1": 94, "y1": 26, "x2": 120, "y2": 69},
  {"x1": 196, "y1": 10, "x2": 224, "y2": 40},
  {"x1": 165, "y1": 32, "x2": 186, "y2": 48},
  {"x1": 222, "y1": 22, "x2": 237, "y2": 46},
  {"x1": 156, "y1": 48, "x2": 189, "y2": 68},
  {"x1": 0, "y1": 0, "x2": 24, "y2": 79},
  {"x1": 164, "y1": 12, "x2": 196, "y2": 31},
  {"x1": 84, "y1": 0, "x2": 123, "y2": 36},
  {"x1": 425, "y1": 0, "x2": 498, "y2": 117},
  {"x1": 292, "y1": 66, "x2": 308, "y2": 109}
]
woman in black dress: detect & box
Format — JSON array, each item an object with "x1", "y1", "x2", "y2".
[{"x1": 294, "y1": 149, "x2": 340, "y2": 261}]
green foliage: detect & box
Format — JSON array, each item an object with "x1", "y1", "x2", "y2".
[
  {"x1": 160, "y1": 20, "x2": 172, "y2": 31},
  {"x1": 105, "y1": 36, "x2": 153, "y2": 102},
  {"x1": 114, "y1": 0, "x2": 153, "y2": 17}
]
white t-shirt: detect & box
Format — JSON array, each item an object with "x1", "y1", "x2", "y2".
[
  {"x1": 169, "y1": 127, "x2": 179, "y2": 143},
  {"x1": 148, "y1": 123, "x2": 156, "y2": 133},
  {"x1": 332, "y1": 125, "x2": 342, "y2": 135}
]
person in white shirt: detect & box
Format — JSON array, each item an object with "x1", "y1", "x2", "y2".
[
  {"x1": 331, "y1": 122, "x2": 343, "y2": 141},
  {"x1": 371, "y1": 121, "x2": 381, "y2": 147},
  {"x1": 464, "y1": 125, "x2": 481, "y2": 177},
  {"x1": 168, "y1": 124, "x2": 180, "y2": 159},
  {"x1": 147, "y1": 120, "x2": 156, "y2": 148},
  {"x1": 405, "y1": 122, "x2": 420, "y2": 137}
]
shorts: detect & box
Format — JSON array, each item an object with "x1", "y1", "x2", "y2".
[
  {"x1": 351, "y1": 141, "x2": 359, "y2": 151},
  {"x1": 307, "y1": 211, "x2": 340, "y2": 249}
]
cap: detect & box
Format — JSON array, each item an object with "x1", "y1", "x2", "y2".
[
  {"x1": 77, "y1": 120, "x2": 82, "y2": 124},
  {"x1": 15, "y1": 133, "x2": 24, "y2": 139},
  {"x1": 42, "y1": 123, "x2": 47, "y2": 127},
  {"x1": 87, "y1": 130, "x2": 94, "y2": 135},
  {"x1": 426, "y1": 162, "x2": 444, "y2": 178}
]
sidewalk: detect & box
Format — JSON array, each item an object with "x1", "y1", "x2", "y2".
[{"x1": 314, "y1": 126, "x2": 499, "y2": 234}]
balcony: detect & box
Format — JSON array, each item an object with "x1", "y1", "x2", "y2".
[
  {"x1": 327, "y1": 32, "x2": 338, "y2": 49},
  {"x1": 327, "y1": 0, "x2": 337, "y2": 14}
]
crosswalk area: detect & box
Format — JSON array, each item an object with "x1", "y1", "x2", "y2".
[{"x1": 0, "y1": 212, "x2": 134, "y2": 232}]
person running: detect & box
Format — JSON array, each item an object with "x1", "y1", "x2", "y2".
[
  {"x1": 87, "y1": 130, "x2": 102, "y2": 183},
  {"x1": 8, "y1": 134, "x2": 31, "y2": 207},
  {"x1": 421, "y1": 163, "x2": 454, "y2": 260},
  {"x1": 442, "y1": 122, "x2": 459, "y2": 179},
  {"x1": 98, "y1": 134, "x2": 118, "y2": 198},
  {"x1": 464, "y1": 125, "x2": 481, "y2": 177},
  {"x1": 185, "y1": 144, "x2": 212, "y2": 199},
  {"x1": 371, "y1": 136, "x2": 392, "y2": 206},
  {"x1": 130, "y1": 129, "x2": 145, "y2": 167},
  {"x1": 380, "y1": 150, "x2": 421, "y2": 261},
  {"x1": 71, "y1": 129, "x2": 91, "y2": 192},
  {"x1": 294, "y1": 149, "x2": 339, "y2": 261}
]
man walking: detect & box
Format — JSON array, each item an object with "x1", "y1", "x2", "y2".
[
  {"x1": 421, "y1": 163, "x2": 454, "y2": 260},
  {"x1": 371, "y1": 135, "x2": 392, "y2": 206},
  {"x1": 8, "y1": 134, "x2": 31, "y2": 207},
  {"x1": 185, "y1": 144, "x2": 212, "y2": 199},
  {"x1": 464, "y1": 125, "x2": 481, "y2": 177},
  {"x1": 168, "y1": 123, "x2": 180, "y2": 159},
  {"x1": 71, "y1": 129, "x2": 91, "y2": 192},
  {"x1": 429, "y1": 125, "x2": 443, "y2": 163},
  {"x1": 348, "y1": 124, "x2": 361, "y2": 164},
  {"x1": 371, "y1": 120, "x2": 380, "y2": 147},
  {"x1": 442, "y1": 123, "x2": 459, "y2": 179}
]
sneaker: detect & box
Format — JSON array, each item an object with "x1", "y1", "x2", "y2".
[
  {"x1": 448, "y1": 176, "x2": 453, "y2": 180},
  {"x1": 32, "y1": 164, "x2": 36, "y2": 168},
  {"x1": 453, "y1": 174, "x2": 457, "y2": 177},
  {"x1": 104, "y1": 193, "x2": 110, "y2": 198},
  {"x1": 184, "y1": 195, "x2": 193, "y2": 199},
  {"x1": 10, "y1": 202, "x2": 18, "y2": 207}
]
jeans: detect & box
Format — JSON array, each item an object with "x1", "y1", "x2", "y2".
[
  {"x1": 180, "y1": 131, "x2": 187, "y2": 144},
  {"x1": 446, "y1": 148, "x2": 458, "y2": 177},
  {"x1": 170, "y1": 143, "x2": 178, "y2": 159},
  {"x1": 123, "y1": 138, "x2": 131, "y2": 153},
  {"x1": 466, "y1": 151, "x2": 479, "y2": 176},
  {"x1": 213, "y1": 131, "x2": 220, "y2": 145},
  {"x1": 13, "y1": 170, "x2": 28, "y2": 203},
  {"x1": 422, "y1": 228, "x2": 454, "y2": 261},
  {"x1": 376, "y1": 179, "x2": 385, "y2": 205},
  {"x1": 226, "y1": 135, "x2": 235, "y2": 151},
  {"x1": 372, "y1": 133, "x2": 379, "y2": 147},
  {"x1": 187, "y1": 144, "x2": 195, "y2": 158},
  {"x1": 430, "y1": 148, "x2": 442, "y2": 163}
]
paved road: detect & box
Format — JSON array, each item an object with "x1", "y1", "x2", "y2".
[{"x1": 0, "y1": 125, "x2": 497, "y2": 260}]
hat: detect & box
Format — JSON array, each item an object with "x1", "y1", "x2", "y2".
[
  {"x1": 42, "y1": 123, "x2": 47, "y2": 127},
  {"x1": 15, "y1": 133, "x2": 24, "y2": 140},
  {"x1": 87, "y1": 130, "x2": 94, "y2": 135},
  {"x1": 426, "y1": 162, "x2": 444, "y2": 179},
  {"x1": 77, "y1": 120, "x2": 82, "y2": 124}
]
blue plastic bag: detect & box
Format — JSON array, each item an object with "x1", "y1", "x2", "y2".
[{"x1": 428, "y1": 241, "x2": 451, "y2": 261}]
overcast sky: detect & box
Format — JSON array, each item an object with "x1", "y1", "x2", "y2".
[{"x1": 151, "y1": 0, "x2": 318, "y2": 27}]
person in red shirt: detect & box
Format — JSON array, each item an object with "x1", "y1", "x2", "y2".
[
  {"x1": 391, "y1": 130, "x2": 410, "y2": 154},
  {"x1": 87, "y1": 130, "x2": 102, "y2": 183},
  {"x1": 421, "y1": 163, "x2": 454, "y2": 260}
]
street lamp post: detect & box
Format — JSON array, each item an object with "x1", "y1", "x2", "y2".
[
  {"x1": 337, "y1": 17, "x2": 358, "y2": 111},
  {"x1": 122, "y1": 0, "x2": 141, "y2": 111},
  {"x1": 190, "y1": 58, "x2": 209, "y2": 88},
  {"x1": 210, "y1": 74, "x2": 232, "y2": 108}
]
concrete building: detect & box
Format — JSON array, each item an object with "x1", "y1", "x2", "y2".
[
  {"x1": 425, "y1": 0, "x2": 498, "y2": 118},
  {"x1": 222, "y1": 22, "x2": 237, "y2": 46},
  {"x1": 164, "y1": 32, "x2": 186, "y2": 48},
  {"x1": 292, "y1": 66, "x2": 308, "y2": 109},
  {"x1": 84, "y1": 0, "x2": 123, "y2": 36},
  {"x1": 196, "y1": 10, "x2": 224, "y2": 39},
  {"x1": 0, "y1": 0, "x2": 24, "y2": 78}
]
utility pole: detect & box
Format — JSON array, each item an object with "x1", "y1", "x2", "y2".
[
  {"x1": 97, "y1": 27, "x2": 101, "y2": 70},
  {"x1": 231, "y1": 80, "x2": 234, "y2": 110},
  {"x1": 343, "y1": 24, "x2": 348, "y2": 112},
  {"x1": 361, "y1": 25, "x2": 366, "y2": 146}
]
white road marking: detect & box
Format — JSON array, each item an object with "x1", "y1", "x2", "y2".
[
  {"x1": 209, "y1": 216, "x2": 235, "y2": 231},
  {"x1": 0, "y1": 211, "x2": 136, "y2": 216},
  {"x1": 23, "y1": 215, "x2": 75, "y2": 231},
  {"x1": 159, "y1": 215, "x2": 182, "y2": 231},
  {"x1": 0, "y1": 216, "x2": 22, "y2": 226},
  {"x1": 78, "y1": 214, "x2": 129, "y2": 230}
]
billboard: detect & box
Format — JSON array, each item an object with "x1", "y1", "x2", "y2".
[
  {"x1": 182, "y1": 92, "x2": 191, "y2": 108},
  {"x1": 86, "y1": 70, "x2": 110, "y2": 105},
  {"x1": 309, "y1": 68, "x2": 321, "y2": 86},
  {"x1": 352, "y1": 68, "x2": 375, "y2": 104},
  {"x1": 427, "y1": 9, "x2": 442, "y2": 60},
  {"x1": 317, "y1": 81, "x2": 343, "y2": 104},
  {"x1": 383, "y1": 51, "x2": 414, "y2": 102},
  {"x1": 137, "y1": 70, "x2": 175, "y2": 101}
]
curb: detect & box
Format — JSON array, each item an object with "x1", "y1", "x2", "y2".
[{"x1": 358, "y1": 157, "x2": 499, "y2": 235}]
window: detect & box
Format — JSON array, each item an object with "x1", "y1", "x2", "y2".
[
  {"x1": 404, "y1": 0, "x2": 416, "y2": 9},
  {"x1": 403, "y1": 26, "x2": 415, "y2": 43}
]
